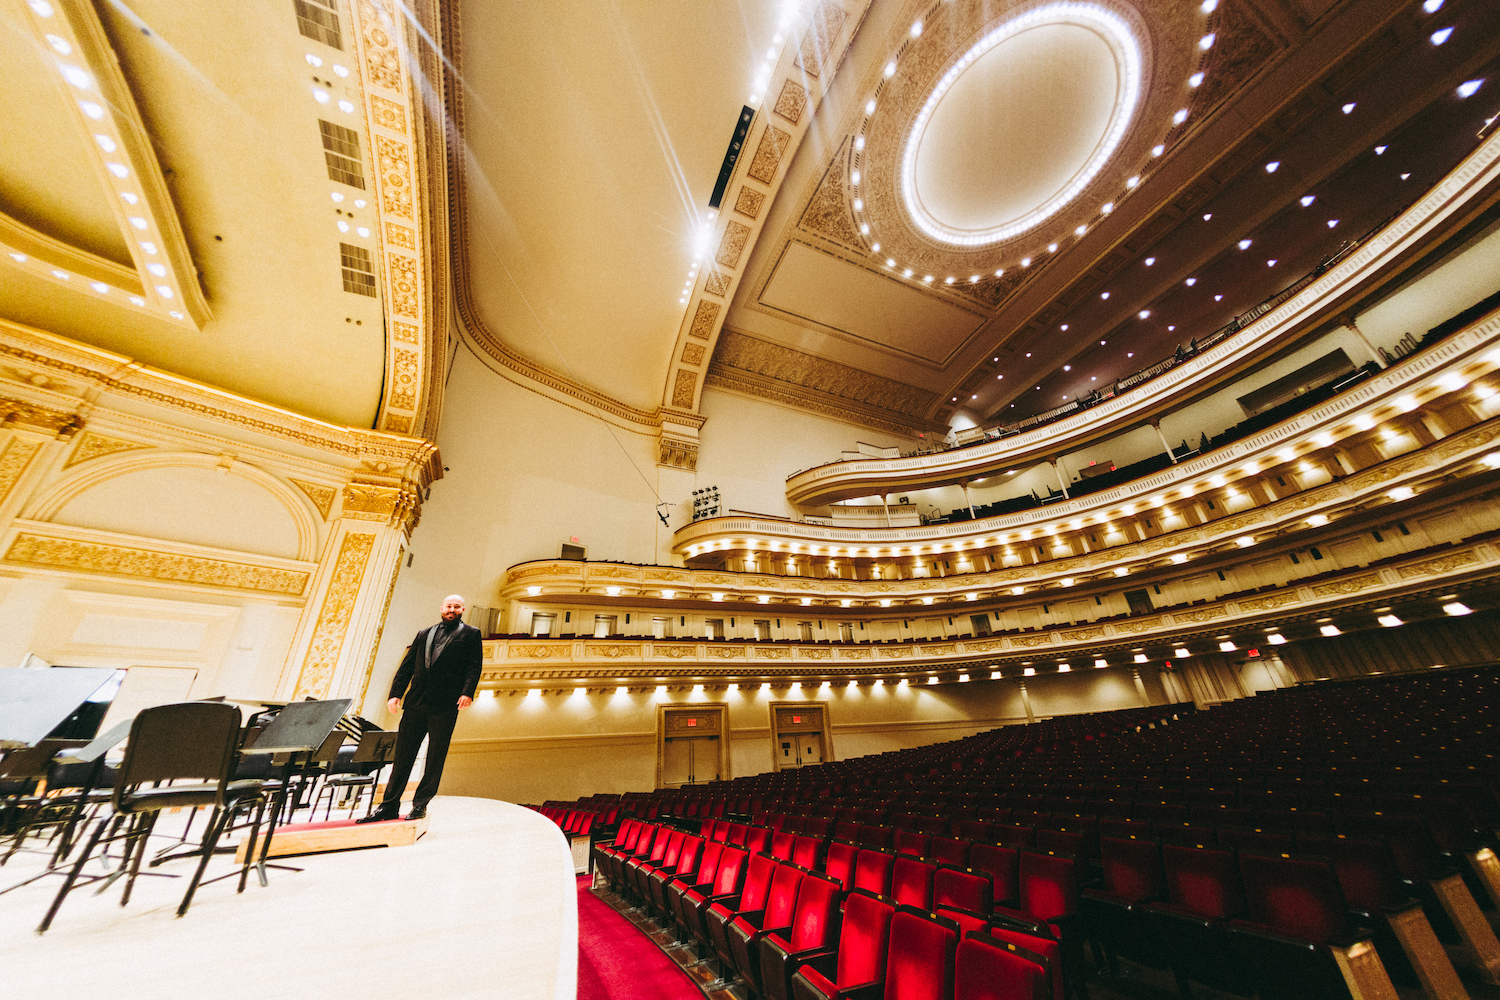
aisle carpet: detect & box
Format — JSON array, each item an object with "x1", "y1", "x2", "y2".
[{"x1": 577, "y1": 875, "x2": 704, "y2": 1000}]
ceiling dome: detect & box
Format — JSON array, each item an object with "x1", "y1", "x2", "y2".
[{"x1": 901, "y1": 6, "x2": 1141, "y2": 247}]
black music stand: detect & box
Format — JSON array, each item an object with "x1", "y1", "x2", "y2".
[
  {"x1": 0, "y1": 667, "x2": 119, "y2": 749},
  {"x1": 240, "y1": 698, "x2": 351, "y2": 885},
  {"x1": 0, "y1": 719, "x2": 131, "y2": 894}
]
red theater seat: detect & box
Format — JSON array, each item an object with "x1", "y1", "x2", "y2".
[
  {"x1": 793, "y1": 834, "x2": 826, "y2": 871},
  {"x1": 760, "y1": 871, "x2": 844, "y2": 1000},
  {"x1": 969, "y1": 843, "x2": 1019, "y2": 907},
  {"x1": 853, "y1": 848, "x2": 895, "y2": 897},
  {"x1": 895, "y1": 830, "x2": 931, "y2": 858},
  {"x1": 931, "y1": 837, "x2": 970, "y2": 867},
  {"x1": 727, "y1": 861, "x2": 806, "y2": 995},
  {"x1": 1081, "y1": 837, "x2": 1166, "y2": 974},
  {"x1": 891, "y1": 857, "x2": 937, "y2": 909},
  {"x1": 789, "y1": 890, "x2": 895, "y2": 1000},
  {"x1": 1141, "y1": 844, "x2": 1253, "y2": 998},
  {"x1": 955, "y1": 931, "x2": 1050, "y2": 1000},
  {"x1": 706, "y1": 851, "x2": 778, "y2": 980},
  {"x1": 1225, "y1": 852, "x2": 1375, "y2": 1000}
]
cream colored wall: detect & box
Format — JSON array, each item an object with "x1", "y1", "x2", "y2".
[
  {"x1": 372, "y1": 348, "x2": 921, "y2": 711},
  {"x1": 437, "y1": 669, "x2": 1160, "y2": 803},
  {"x1": 1356, "y1": 217, "x2": 1500, "y2": 353},
  {"x1": 696, "y1": 390, "x2": 911, "y2": 518}
]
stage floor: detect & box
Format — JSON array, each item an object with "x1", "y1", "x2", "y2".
[{"x1": 0, "y1": 796, "x2": 576, "y2": 1000}]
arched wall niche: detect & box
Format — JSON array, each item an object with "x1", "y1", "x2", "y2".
[{"x1": 30, "y1": 452, "x2": 321, "y2": 562}]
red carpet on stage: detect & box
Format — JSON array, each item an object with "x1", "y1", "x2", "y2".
[{"x1": 576, "y1": 876, "x2": 703, "y2": 1000}]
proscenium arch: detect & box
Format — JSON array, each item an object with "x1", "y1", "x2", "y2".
[{"x1": 26, "y1": 451, "x2": 322, "y2": 563}]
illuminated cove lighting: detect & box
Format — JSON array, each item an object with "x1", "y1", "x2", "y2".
[{"x1": 898, "y1": 3, "x2": 1142, "y2": 246}]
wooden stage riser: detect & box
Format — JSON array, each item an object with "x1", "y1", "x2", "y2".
[{"x1": 235, "y1": 817, "x2": 428, "y2": 861}]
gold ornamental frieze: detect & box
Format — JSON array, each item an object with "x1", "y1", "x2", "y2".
[{"x1": 4, "y1": 532, "x2": 310, "y2": 596}]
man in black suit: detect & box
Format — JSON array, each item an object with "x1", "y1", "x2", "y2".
[{"x1": 360, "y1": 594, "x2": 482, "y2": 822}]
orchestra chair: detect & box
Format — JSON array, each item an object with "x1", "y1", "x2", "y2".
[{"x1": 38, "y1": 702, "x2": 267, "y2": 932}]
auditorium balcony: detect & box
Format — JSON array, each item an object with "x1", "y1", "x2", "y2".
[
  {"x1": 782, "y1": 128, "x2": 1500, "y2": 509},
  {"x1": 673, "y1": 303, "x2": 1500, "y2": 574}
]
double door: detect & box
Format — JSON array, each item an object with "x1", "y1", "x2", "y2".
[{"x1": 662, "y1": 734, "x2": 719, "y2": 786}]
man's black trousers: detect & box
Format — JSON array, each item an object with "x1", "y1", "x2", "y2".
[{"x1": 379, "y1": 703, "x2": 459, "y2": 812}]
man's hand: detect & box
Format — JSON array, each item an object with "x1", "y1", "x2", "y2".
[
  {"x1": 387, "y1": 697, "x2": 400, "y2": 714},
  {"x1": 457, "y1": 695, "x2": 473, "y2": 710}
]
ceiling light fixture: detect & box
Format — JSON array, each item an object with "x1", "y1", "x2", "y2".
[{"x1": 898, "y1": 3, "x2": 1141, "y2": 247}]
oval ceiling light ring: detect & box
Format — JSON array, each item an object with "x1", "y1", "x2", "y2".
[{"x1": 897, "y1": 2, "x2": 1143, "y2": 248}]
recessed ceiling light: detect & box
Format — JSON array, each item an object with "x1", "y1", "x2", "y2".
[
  {"x1": 1378, "y1": 615, "x2": 1403, "y2": 627},
  {"x1": 1203, "y1": 213, "x2": 1212, "y2": 221},
  {"x1": 1238, "y1": 239, "x2": 1252, "y2": 250},
  {"x1": 1167, "y1": 325, "x2": 1175, "y2": 332},
  {"x1": 1267, "y1": 259, "x2": 1278, "y2": 267},
  {"x1": 1048, "y1": 243, "x2": 1057, "y2": 253},
  {"x1": 1214, "y1": 294, "x2": 1223, "y2": 301},
  {"x1": 1021, "y1": 257, "x2": 1031, "y2": 267},
  {"x1": 1151, "y1": 144, "x2": 1164, "y2": 157},
  {"x1": 1199, "y1": 33, "x2": 1215, "y2": 49},
  {"x1": 1457, "y1": 79, "x2": 1484, "y2": 99},
  {"x1": 910, "y1": 20, "x2": 922, "y2": 36},
  {"x1": 1422, "y1": 0, "x2": 1443, "y2": 11},
  {"x1": 1443, "y1": 601, "x2": 1471, "y2": 616},
  {"x1": 1126, "y1": 175, "x2": 1139, "y2": 188},
  {"x1": 1100, "y1": 291, "x2": 1109, "y2": 299},
  {"x1": 1173, "y1": 108, "x2": 1188, "y2": 125},
  {"x1": 1342, "y1": 102, "x2": 1356, "y2": 114},
  {"x1": 1075, "y1": 225, "x2": 1087, "y2": 235},
  {"x1": 1430, "y1": 27, "x2": 1453, "y2": 45},
  {"x1": 1300, "y1": 195, "x2": 1315, "y2": 206},
  {"x1": 1101, "y1": 202, "x2": 1114, "y2": 214},
  {"x1": 1320, "y1": 624, "x2": 1341, "y2": 636},
  {"x1": 1374, "y1": 144, "x2": 1388, "y2": 154},
  {"x1": 1265, "y1": 161, "x2": 1279, "y2": 173},
  {"x1": 1185, "y1": 277, "x2": 1196, "y2": 286},
  {"x1": 1063, "y1": 365, "x2": 1071, "y2": 371},
  {"x1": 1189, "y1": 72, "x2": 1203, "y2": 87},
  {"x1": 1138, "y1": 310, "x2": 1150, "y2": 319},
  {"x1": 1061, "y1": 324, "x2": 1070, "y2": 331}
]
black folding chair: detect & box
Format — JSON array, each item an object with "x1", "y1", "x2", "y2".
[
  {"x1": 313, "y1": 730, "x2": 398, "y2": 820},
  {"x1": 39, "y1": 702, "x2": 267, "y2": 932}
]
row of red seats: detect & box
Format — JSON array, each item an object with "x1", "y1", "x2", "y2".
[
  {"x1": 534, "y1": 803, "x2": 609, "y2": 837},
  {"x1": 593, "y1": 817, "x2": 1066, "y2": 1000}
]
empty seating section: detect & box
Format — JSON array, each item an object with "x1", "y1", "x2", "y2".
[{"x1": 578, "y1": 665, "x2": 1500, "y2": 999}]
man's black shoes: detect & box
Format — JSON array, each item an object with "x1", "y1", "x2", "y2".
[
  {"x1": 356, "y1": 805, "x2": 399, "y2": 824},
  {"x1": 406, "y1": 805, "x2": 427, "y2": 821}
]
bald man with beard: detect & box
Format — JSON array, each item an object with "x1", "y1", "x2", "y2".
[{"x1": 360, "y1": 594, "x2": 482, "y2": 822}]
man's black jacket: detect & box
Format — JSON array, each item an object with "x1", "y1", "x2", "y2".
[{"x1": 389, "y1": 621, "x2": 483, "y2": 710}]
